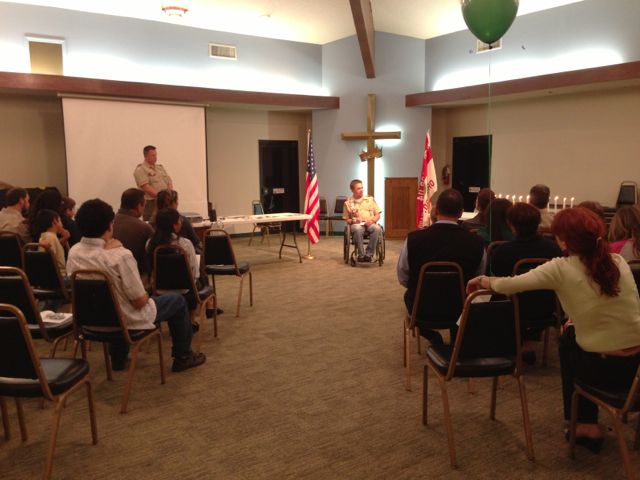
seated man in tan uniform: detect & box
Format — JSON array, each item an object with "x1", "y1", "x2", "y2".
[
  {"x1": 343, "y1": 179, "x2": 382, "y2": 262},
  {"x1": 133, "y1": 145, "x2": 173, "y2": 221}
]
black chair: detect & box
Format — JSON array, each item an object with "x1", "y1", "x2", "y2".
[
  {"x1": 204, "y1": 229, "x2": 253, "y2": 318},
  {"x1": 0, "y1": 266, "x2": 73, "y2": 357},
  {"x1": 0, "y1": 230, "x2": 23, "y2": 268},
  {"x1": 317, "y1": 197, "x2": 330, "y2": 236},
  {"x1": 23, "y1": 243, "x2": 70, "y2": 304},
  {"x1": 152, "y1": 244, "x2": 216, "y2": 339},
  {"x1": 0, "y1": 303, "x2": 97, "y2": 480},
  {"x1": 326, "y1": 196, "x2": 347, "y2": 236},
  {"x1": 485, "y1": 240, "x2": 508, "y2": 274},
  {"x1": 404, "y1": 262, "x2": 465, "y2": 391},
  {"x1": 513, "y1": 258, "x2": 562, "y2": 366},
  {"x1": 248, "y1": 200, "x2": 282, "y2": 246},
  {"x1": 616, "y1": 181, "x2": 638, "y2": 209},
  {"x1": 569, "y1": 363, "x2": 640, "y2": 479},
  {"x1": 71, "y1": 270, "x2": 165, "y2": 414},
  {"x1": 423, "y1": 291, "x2": 534, "y2": 466},
  {"x1": 343, "y1": 223, "x2": 386, "y2": 266}
]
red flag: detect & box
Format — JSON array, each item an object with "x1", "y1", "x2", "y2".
[
  {"x1": 303, "y1": 130, "x2": 320, "y2": 244},
  {"x1": 416, "y1": 131, "x2": 438, "y2": 228}
]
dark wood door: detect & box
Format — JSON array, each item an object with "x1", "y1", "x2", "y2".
[
  {"x1": 385, "y1": 177, "x2": 417, "y2": 239},
  {"x1": 452, "y1": 135, "x2": 492, "y2": 212}
]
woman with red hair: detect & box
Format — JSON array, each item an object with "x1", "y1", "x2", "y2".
[{"x1": 468, "y1": 207, "x2": 640, "y2": 451}]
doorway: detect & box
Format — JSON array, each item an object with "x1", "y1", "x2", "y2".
[
  {"x1": 452, "y1": 135, "x2": 492, "y2": 212},
  {"x1": 258, "y1": 140, "x2": 300, "y2": 214}
]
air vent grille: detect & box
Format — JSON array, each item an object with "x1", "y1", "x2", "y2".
[
  {"x1": 209, "y1": 43, "x2": 237, "y2": 60},
  {"x1": 476, "y1": 39, "x2": 502, "y2": 54}
]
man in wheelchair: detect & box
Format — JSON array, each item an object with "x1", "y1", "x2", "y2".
[{"x1": 343, "y1": 179, "x2": 382, "y2": 263}]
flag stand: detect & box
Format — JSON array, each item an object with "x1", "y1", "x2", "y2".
[{"x1": 303, "y1": 237, "x2": 314, "y2": 260}]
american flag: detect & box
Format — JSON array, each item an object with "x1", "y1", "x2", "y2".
[{"x1": 303, "y1": 130, "x2": 320, "y2": 244}]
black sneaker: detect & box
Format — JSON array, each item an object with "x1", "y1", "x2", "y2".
[
  {"x1": 111, "y1": 358, "x2": 130, "y2": 372},
  {"x1": 357, "y1": 255, "x2": 365, "y2": 262},
  {"x1": 363, "y1": 255, "x2": 372, "y2": 263},
  {"x1": 172, "y1": 352, "x2": 206, "y2": 372}
]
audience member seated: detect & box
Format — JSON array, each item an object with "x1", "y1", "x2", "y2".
[
  {"x1": 468, "y1": 207, "x2": 640, "y2": 451},
  {"x1": 113, "y1": 188, "x2": 154, "y2": 277},
  {"x1": 342, "y1": 179, "x2": 382, "y2": 262},
  {"x1": 608, "y1": 205, "x2": 640, "y2": 258},
  {"x1": 461, "y1": 188, "x2": 495, "y2": 230},
  {"x1": 33, "y1": 209, "x2": 68, "y2": 281},
  {"x1": 477, "y1": 198, "x2": 514, "y2": 247},
  {"x1": 397, "y1": 188, "x2": 485, "y2": 343},
  {"x1": 0, "y1": 187, "x2": 30, "y2": 243},
  {"x1": 578, "y1": 201, "x2": 605, "y2": 222},
  {"x1": 61, "y1": 196, "x2": 82, "y2": 246},
  {"x1": 490, "y1": 202, "x2": 564, "y2": 363},
  {"x1": 67, "y1": 198, "x2": 206, "y2": 373},
  {"x1": 529, "y1": 184, "x2": 554, "y2": 228},
  {"x1": 146, "y1": 208, "x2": 200, "y2": 283},
  {"x1": 155, "y1": 189, "x2": 202, "y2": 254},
  {"x1": 28, "y1": 189, "x2": 70, "y2": 246}
]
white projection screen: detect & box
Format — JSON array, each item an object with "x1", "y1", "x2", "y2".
[{"x1": 62, "y1": 97, "x2": 207, "y2": 216}]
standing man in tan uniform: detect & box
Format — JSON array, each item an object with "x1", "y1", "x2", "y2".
[{"x1": 133, "y1": 145, "x2": 173, "y2": 221}]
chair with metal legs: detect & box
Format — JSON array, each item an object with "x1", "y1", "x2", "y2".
[
  {"x1": 422, "y1": 291, "x2": 534, "y2": 467},
  {"x1": 0, "y1": 303, "x2": 97, "y2": 480},
  {"x1": 204, "y1": 229, "x2": 253, "y2": 317}
]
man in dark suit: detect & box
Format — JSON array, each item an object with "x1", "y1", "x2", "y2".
[{"x1": 397, "y1": 189, "x2": 485, "y2": 342}]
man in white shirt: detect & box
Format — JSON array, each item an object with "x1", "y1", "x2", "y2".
[
  {"x1": 67, "y1": 198, "x2": 205, "y2": 372},
  {"x1": 0, "y1": 187, "x2": 30, "y2": 243}
]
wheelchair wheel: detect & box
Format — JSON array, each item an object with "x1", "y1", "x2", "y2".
[
  {"x1": 343, "y1": 228, "x2": 350, "y2": 263},
  {"x1": 349, "y1": 251, "x2": 357, "y2": 267}
]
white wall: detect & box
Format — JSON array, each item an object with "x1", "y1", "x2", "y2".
[
  {"x1": 206, "y1": 108, "x2": 311, "y2": 233},
  {"x1": 313, "y1": 32, "x2": 429, "y2": 227},
  {"x1": 0, "y1": 2, "x2": 323, "y2": 95},
  {"x1": 424, "y1": 0, "x2": 640, "y2": 91},
  {"x1": 431, "y1": 87, "x2": 640, "y2": 207}
]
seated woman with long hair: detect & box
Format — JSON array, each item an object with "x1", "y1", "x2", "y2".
[
  {"x1": 146, "y1": 208, "x2": 199, "y2": 283},
  {"x1": 608, "y1": 205, "x2": 640, "y2": 261},
  {"x1": 476, "y1": 198, "x2": 514, "y2": 247},
  {"x1": 468, "y1": 207, "x2": 640, "y2": 451}
]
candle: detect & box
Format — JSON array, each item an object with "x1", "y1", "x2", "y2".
[
  {"x1": 526, "y1": 195, "x2": 530, "y2": 204},
  {"x1": 498, "y1": 193, "x2": 502, "y2": 198},
  {"x1": 512, "y1": 194, "x2": 516, "y2": 203},
  {"x1": 554, "y1": 196, "x2": 559, "y2": 212},
  {"x1": 518, "y1": 195, "x2": 523, "y2": 203},
  {"x1": 505, "y1": 194, "x2": 509, "y2": 200},
  {"x1": 570, "y1": 197, "x2": 575, "y2": 208},
  {"x1": 562, "y1": 197, "x2": 567, "y2": 209}
]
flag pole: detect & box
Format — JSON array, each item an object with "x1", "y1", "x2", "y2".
[{"x1": 303, "y1": 236, "x2": 314, "y2": 260}]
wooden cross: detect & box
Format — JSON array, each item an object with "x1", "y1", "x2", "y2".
[{"x1": 341, "y1": 94, "x2": 401, "y2": 197}]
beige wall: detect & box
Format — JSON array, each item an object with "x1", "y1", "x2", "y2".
[
  {"x1": 206, "y1": 108, "x2": 311, "y2": 233},
  {"x1": 0, "y1": 94, "x2": 67, "y2": 192},
  {"x1": 432, "y1": 87, "x2": 640, "y2": 207}
]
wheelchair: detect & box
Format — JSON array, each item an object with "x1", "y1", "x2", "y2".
[{"x1": 343, "y1": 223, "x2": 385, "y2": 267}]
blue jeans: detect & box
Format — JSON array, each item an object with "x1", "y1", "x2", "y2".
[
  {"x1": 109, "y1": 293, "x2": 193, "y2": 363},
  {"x1": 351, "y1": 223, "x2": 382, "y2": 257}
]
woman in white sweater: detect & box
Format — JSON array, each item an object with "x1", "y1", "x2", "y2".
[{"x1": 468, "y1": 207, "x2": 640, "y2": 451}]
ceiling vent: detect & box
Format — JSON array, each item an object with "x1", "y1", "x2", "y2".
[
  {"x1": 476, "y1": 38, "x2": 502, "y2": 54},
  {"x1": 209, "y1": 43, "x2": 237, "y2": 60}
]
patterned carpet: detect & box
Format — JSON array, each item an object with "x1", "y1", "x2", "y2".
[{"x1": 0, "y1": 236, "x2": 636, "y2": 479}]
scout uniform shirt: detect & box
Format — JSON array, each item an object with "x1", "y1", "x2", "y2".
[
  {"x1": 342, "y1": 196, "x2": 381, "y2": 223},
  {"x1": 133, "y1": 161, "x2": 172, "y2": 200}
]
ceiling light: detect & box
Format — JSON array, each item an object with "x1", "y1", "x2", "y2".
[{"x1": 162, "y1": 1, "x2": 188, "y2": 17}]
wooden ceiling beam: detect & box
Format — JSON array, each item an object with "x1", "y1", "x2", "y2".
[
  {"x1": 0, "y1": 71, "x2": 340, "y2": 110},
  {"x1": 406, "y1": 61, "x2": 640, "y2": 107},
  {"x1": 349, "y1": 0, "x2": 376, "y2": 79}
]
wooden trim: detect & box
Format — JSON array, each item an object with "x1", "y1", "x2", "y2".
[
  {"x1": 406, "y1": 61, "x2": 640, "y2": 107},
  {"x1": 349, "y1": 0, "x2": 376, "y2": 79},
  {"x1": 0, "y1": 71, "x2": 339, "y2": 109}
]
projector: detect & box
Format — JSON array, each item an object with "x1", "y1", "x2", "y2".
[{"x1": 183, "y1": 212, "x2": 203, "y2": 224}]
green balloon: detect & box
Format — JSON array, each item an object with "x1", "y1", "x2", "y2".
[{"x1": 461, "y1": 0, "x2": 519, "y2": 44}]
